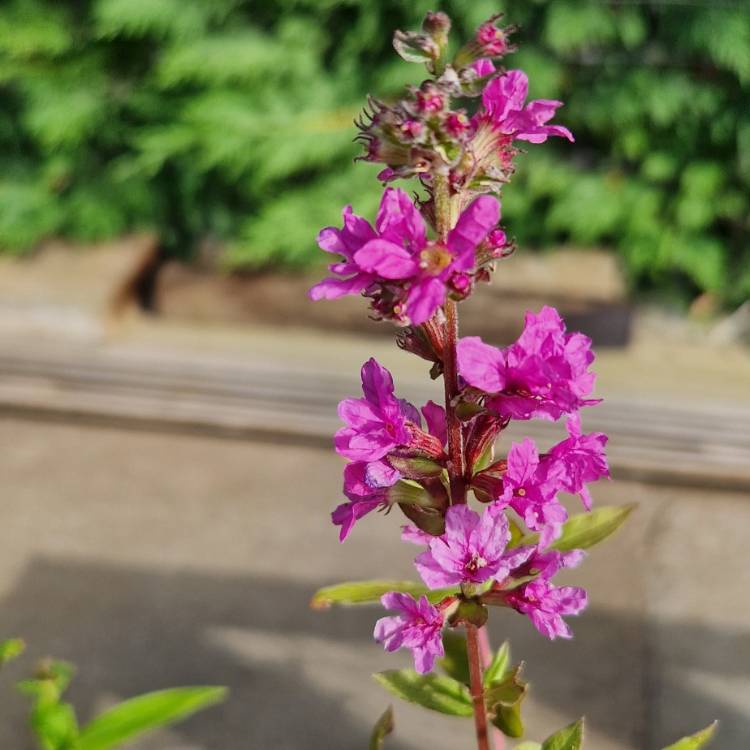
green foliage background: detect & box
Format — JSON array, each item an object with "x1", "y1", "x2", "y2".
[{"x1": 0, "y1": 0, "x2": 748, "y2": 305}]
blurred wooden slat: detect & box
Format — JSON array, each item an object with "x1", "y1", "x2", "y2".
[{"x1": 0, "y1": 344, "x2": 748, "y2": 491}]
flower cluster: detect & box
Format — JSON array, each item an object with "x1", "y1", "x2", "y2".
[
  {"x1": 310, "y1": 187, "x2": 500, "y2": 324},
  {"x1": 312, "y1": 11, "x2": 610, "y2": 690}
]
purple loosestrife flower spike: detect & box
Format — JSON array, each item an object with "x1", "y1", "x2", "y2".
[
  {"x1": 374, "y1": 592, "x2": 446, "y2": 674},
  {"x1": 457, "y1": 306, "x2": 601, "y2": 421},
  {"x1": 406, "y1": 503, "x2": 534, "y2": 589},
  {"x1": 505, "y1": 579, "x2": 587, "y2": 640}
]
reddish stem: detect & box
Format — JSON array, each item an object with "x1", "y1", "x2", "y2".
[
  {"x1": 466, "y1": 624, "x2": 492, "y2": 750},
  {"x1": 478, "y1": 627, "x2": 505, "y2": 750},
  {"x1": 444, "y1": 299, "x2": 467, "y2": 504}
]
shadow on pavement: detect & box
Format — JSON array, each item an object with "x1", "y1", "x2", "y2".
[{"x1": 0, "y1": 557, "x2": 745, "y2": 749}]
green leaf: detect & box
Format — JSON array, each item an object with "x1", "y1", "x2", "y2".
[
  {"x1": 438, "y1": 632, "x2": 470, "y2": 686},
  {"x1": 516, "y1": 744, "x2": 543, "y2": 750},
  {"x1": 661, "y1": 721, "x2": 717, "y2": 750},
  {"x1": 483, "y1": 641, "x2": 510, "y2": 687},
  {"x1": 373, "y1": 670, "x2": 473, "y2": 717},
  {"x1": 0, "y1": 638, "x2": 25, "y2": 667},
  {"x1": 369, "y1": 706, "x2": 394, "y2": 750},
  {"x1": 542, "y1": 718, "x2": 584, "y2": 750},
  {"x1": 520, "y1": 505, "x2": 635, "y2": 552},
  {"x1": 310, "y1": 580, "x2": 457, "y2": 609},
  {"x1": 485, "y1": 665, "x2": 528, "y2": 738},
  {"x1": 78, "y1": 687, "x2": 227, "y2": 750}
]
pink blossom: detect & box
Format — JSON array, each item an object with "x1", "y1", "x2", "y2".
[
  {"x1": 505, "y1": 579, "x2": 587, "y2": 640},
  {"x1": 331, "y1": 460, "x2": 399, "y2": 541},
  {"x1": 374, "y1": 592, "x2": 445, "y2": 673},
  {"x1": 513, "y1": 547, "x2": 585, "y2": 581},
  {"x1": 332, "y1": 398, "x2": 447, "y2": 541},
  {"x1": 311, "y1": 188, "x2": 500, "y2": 325},
  {"x1": 335, "y1": 358, "x2": 416, "y2": 462},
  {"x1": 476, "y1": 23, "x2": 511, "y2": 56},
  {"x1": 457, "y1": 306, "x2": 600, "y2": 421},
  {"x1": 407, "y1": 503, "x2": 533, "y2": 589},
  {"x1": 501, "y1": 437, "x2": 568, "y2": 548},
  {"x1": 479, "y1": 70, "x2": 574, "y2": 144},
  {"x1": 354, "y1": 188, "x2": 499, "y2": 324},
  {"x1": 308, "y1": 206, "x2": 378, "y2": 301},
  {"x1": 549, "y1": 414, "x2": 610, "y2": 510}
]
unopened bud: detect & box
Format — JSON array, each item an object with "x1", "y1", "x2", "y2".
[
  {"x1": 422, "y1": 11, "x2": 451, "y2": 40},
  {"x1": 448, "y1": 599, "x2": 488, "y2": 628}
]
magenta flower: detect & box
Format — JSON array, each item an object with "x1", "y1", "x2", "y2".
[
  {"x1": 457, "y1": 306, "x2": 600, "y2": 421},
  {"x1": 549, "y1": 414, "x2": 610, "y2": 510},
  {"x1": 354, "y1": 188, "x2": 499, "y2": 324},
  {"x1": 311, "y1": 187, "x2": 500, "y2": 325},
  {"x1": 332, "y1": 397, "x2": 447, "y2": 541},
  {"x1": 408, "y1": 503, "x2": 533, "y2": 589},
  {"x1": 505, "y1": 579, "x2": 587, "y2": 640},
  {"x1": 374, "y1": 592, "x2": 445, "y2": 673},
  {"x1": 309, "y1": 206, "x2": 378, "y2": 301},
  {"x1": 512, "y1": 547, "x2": 585, "y2": 582},
  {"x1": 331, "y1": 460, "x2": 399, "y2": 542},
  {"x1": 478, "y1": 68, "x2": 574, "y2": 144},
  {"x1": 501, "y1": 437, "x2": 568, "y2": 548},
  {"x1": 335, "y1": 358, "x2": 417, "y2": 462}
]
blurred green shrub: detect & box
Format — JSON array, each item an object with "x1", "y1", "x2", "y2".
[{"x1": 0, "y1": 0, "x2": 747, "y2": 305}]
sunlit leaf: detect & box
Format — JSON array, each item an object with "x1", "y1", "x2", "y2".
[{"x1": 373, "y1": 670, "x2": 473, "y2": 717}]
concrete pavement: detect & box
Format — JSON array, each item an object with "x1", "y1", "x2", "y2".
[{"x1": 0, "y1": 418, "x2": 748, "y2": 749}]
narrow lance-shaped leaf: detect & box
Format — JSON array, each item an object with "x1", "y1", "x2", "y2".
[
  {"x1": 542, "y1": 717, "x2": 584, "y2": 750},
  {"x1": 520, "y1": 505, "x2": 635, "y2": 552},
  {"x1": 78, "y1": 686, "x2": 227, "y2": 750},
  {"x1": 373, "y1": 670, "x2": 473, "y2": 717},
  {"x1": 661, "y1": 721, "x2": 717, "y2": 750},
  {"x1": 483, "y1": 640, "x2": 511, "y2": 687},
  {"x1": 311, "y1": 580, "x2": 457, "y2": 609},
  {"x1": 369, "y1": 706, "x2": 394, "y2": 750}
]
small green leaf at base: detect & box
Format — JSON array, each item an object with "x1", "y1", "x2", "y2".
[
  {"x1": 369, "y1": 706, "x2": 394, "y2": 750},
  {"x1": 78, "y1": 686, "x2": 227, "y2": 750},
  {"x1": 515, "y1": 743, "x2": 543, "y2": 750},
  {"x1": 661, "y1": 721, "x2": 717, "y2": 750},
  {"x1": 485, "y1": 664, "x2": 528, "y2": 738},
  {"x1": 373, "y1": 670, "x2": 473, "y2": 717},
  {"x1": 483, "y1": 641, "x2": 511, "y2": 687},
  {"x1": 0, "y1": 639, "x2": 25, "y2": 668},
  {"x1": 542, "y1": 717, "x2": 584, "y2": 750},
  {"x1": 310, "y1": 580, "x2": 456, "y2": 609}
]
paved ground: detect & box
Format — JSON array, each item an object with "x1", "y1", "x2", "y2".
[{"x1": 0, "y1": 416, "x2": 748, "y2": 749}]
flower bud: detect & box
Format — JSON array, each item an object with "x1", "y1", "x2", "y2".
[
  {"x1": 422, "y1": 11, "x2": 451, "y2": 42},
  {"x1": 471, "y1": 459, "x2": 508, "y2": 503},
  {"x1": 465, "y1": 413, "x2": 508, "y2": 473},
  {"x1": 393, "y1": 30, "x2": 440, "y2": 65},
  {"x1": 399, "y1": 503, "x2": 445, "y2": 536},
  {"x1": 386, "y1": 455, "x2": 444, "y2": 480},
  {"x1": 448, "y1": 598, "x2": 489, "y2": 628}
]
